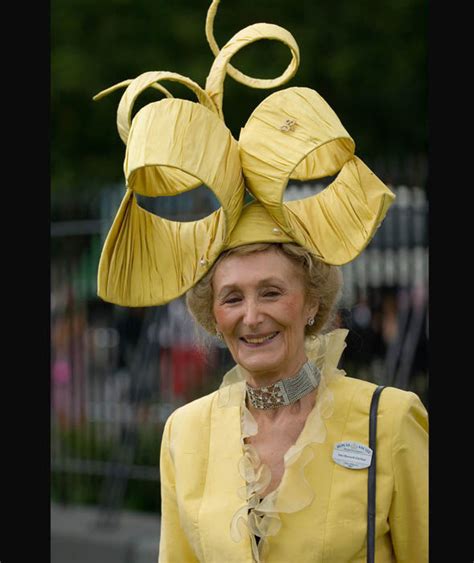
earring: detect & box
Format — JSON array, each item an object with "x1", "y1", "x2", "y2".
[
  {"x1": 307, "y1": 317, "x2": 315, "y2": 327},
  {"x1": 216, "y1": 330, "x2": 223, "y2": 340}
]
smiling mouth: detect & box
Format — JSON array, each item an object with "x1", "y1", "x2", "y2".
[{"x1": 240, "y1": 332, "x2": 279, "y2": 344}]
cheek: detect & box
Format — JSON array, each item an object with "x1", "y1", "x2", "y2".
[
  {"x1": 213, "y1": 305, "x2": 223, "y2": 327},
  {"x1": 213, "y1": 305, "x2": 233, "y2": 331},
  {"x1": 278, "y1": 298, "x2": 307, "y2": 327},
  {"x1": 281, "y1": 309, "x2": 308, "y2": 343}
]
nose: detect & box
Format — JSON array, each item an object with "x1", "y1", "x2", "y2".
[{"x1": 243, "y1": 298, "x2": 262, "y2": 328}]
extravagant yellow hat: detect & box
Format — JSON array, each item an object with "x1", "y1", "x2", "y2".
[{"x1": 93, "y1": 0, "x2": 395, "y2": 307}]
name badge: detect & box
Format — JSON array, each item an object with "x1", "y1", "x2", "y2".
[{"x1": 332, "y1": 441, "x2": 373, "y2": 469}]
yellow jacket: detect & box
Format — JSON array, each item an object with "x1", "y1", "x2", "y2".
[{"x1": 158, "y1": 331, "x2": 428, "y2": 562}]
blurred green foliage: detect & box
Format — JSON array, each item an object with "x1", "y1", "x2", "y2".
[
  {"x1": 51, "y1": 471, "x2": 161, "y2": 513},
  {"x1": 51, "y1": 421, "x2": 163, "y2": 512},
  {"x1": 52, "y1": 0, "x2": 426, "y2": 196}
]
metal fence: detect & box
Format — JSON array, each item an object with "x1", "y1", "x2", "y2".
[{"x1": 51, "y1": 175, "x2": 428, "y2": 520}]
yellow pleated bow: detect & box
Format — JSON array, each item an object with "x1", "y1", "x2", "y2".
[{"x1": 93, "y1": 0, "x2": 395, "y2": 307}]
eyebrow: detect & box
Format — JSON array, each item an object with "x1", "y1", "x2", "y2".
[{"x1": 216, "y1": 278, "x2": 286, "y2": 299}]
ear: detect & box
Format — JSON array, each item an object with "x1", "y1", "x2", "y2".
[
  {"x1": 213, "y1": 314, "x2": 221, "y2": 336},
  {"x1": 306, "y1": 298, "x2": 320, "y2": 321}
]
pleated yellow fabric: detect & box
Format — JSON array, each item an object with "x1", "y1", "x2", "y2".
[
  {"x1": 94, "y1": 0, "x2": 396, "y2": 307},
  {"x1": 98, "y1": 98, "x2": 244, "y2": 306}
]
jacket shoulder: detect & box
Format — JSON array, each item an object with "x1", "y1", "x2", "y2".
[
  {"x1": 332, "y1": 374, "x2": 426, "y2": 418},
  {"x1": 174, "y1": 388, "x2": 218, "y2": 417},
  {"x1": 163, "y1": 388, "x2": 219, "y2": 445}
]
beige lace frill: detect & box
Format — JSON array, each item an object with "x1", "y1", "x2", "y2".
[{"x1": 218, "y1": 328, "x2": 349, "y2": 562}]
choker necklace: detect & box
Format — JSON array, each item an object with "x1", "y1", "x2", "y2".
[{"x1": 246, "y1": 361, "x2": 321, "y2": 409}]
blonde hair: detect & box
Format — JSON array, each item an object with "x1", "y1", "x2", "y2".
[{"x1": 186, "y1": 242, "x2": 343, "y2": 339}]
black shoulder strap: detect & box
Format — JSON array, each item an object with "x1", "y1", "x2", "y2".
[{"x1": 367, "y1": 385, "x2": 386, "y2": 563}]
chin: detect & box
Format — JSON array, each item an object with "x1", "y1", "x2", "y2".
[{"x1": 236, "y1": 350, "x2": 286, "y2": 378}]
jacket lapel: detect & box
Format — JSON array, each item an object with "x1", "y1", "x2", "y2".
[{"x1": 198, "y1": 381, "x2": 253, "y2": 562}]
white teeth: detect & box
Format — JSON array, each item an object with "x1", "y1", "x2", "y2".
[{"x1": 243, "y1": 332, "x2": 278, "y2": 344}]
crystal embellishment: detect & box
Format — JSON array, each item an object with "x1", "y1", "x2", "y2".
[
  {"x1": 246, "y1": 361, "x2": 321, "y2": 409},
  {"x1": 280, "y1": 118, "x2": 297, "y2": 132}
]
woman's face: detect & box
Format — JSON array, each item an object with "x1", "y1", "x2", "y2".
[{"x1": 212, "y1": 248, "x2": 319, "y2": 384}]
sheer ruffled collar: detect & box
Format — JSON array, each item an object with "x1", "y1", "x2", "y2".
[
  {"x1": 217, "y1": 328, "x2": 348, "y2": 408},
  {"x1": 215, "y1": 329, "x2": 349, "y2": 562}
]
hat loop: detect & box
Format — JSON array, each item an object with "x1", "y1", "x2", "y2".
[
  {"x1": 205, "y1": 22, "x2": 300, "y2": 118},
  {"x1": 205, "y1": 0, "x2": 300, "y2": 94},
  {"x1": 94, "y1": 70, "x2": 218, "y2": 144}
]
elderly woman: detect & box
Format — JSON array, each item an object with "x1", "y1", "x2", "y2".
[
  {"x1": 156, "y1": 242, "x2": 428, "y2": 562},
  {"x1": 93, "y1": 2, "x2": 428, "y2": 560}
]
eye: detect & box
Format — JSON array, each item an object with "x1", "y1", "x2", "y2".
[
  {"x1": 223, "y1": 295, "x2": 242, "y2": 304},
  {"x1": 263, "y1": 290, "x2": 281, "y2": 298}
]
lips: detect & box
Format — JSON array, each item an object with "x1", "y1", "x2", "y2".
[{"x1": 240, "y1": 331, "x2": 279, "y2": 344}]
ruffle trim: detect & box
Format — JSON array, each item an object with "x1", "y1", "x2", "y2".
[{"x1": 218, "y1": 328, "x2": 348, "y2": 562}]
